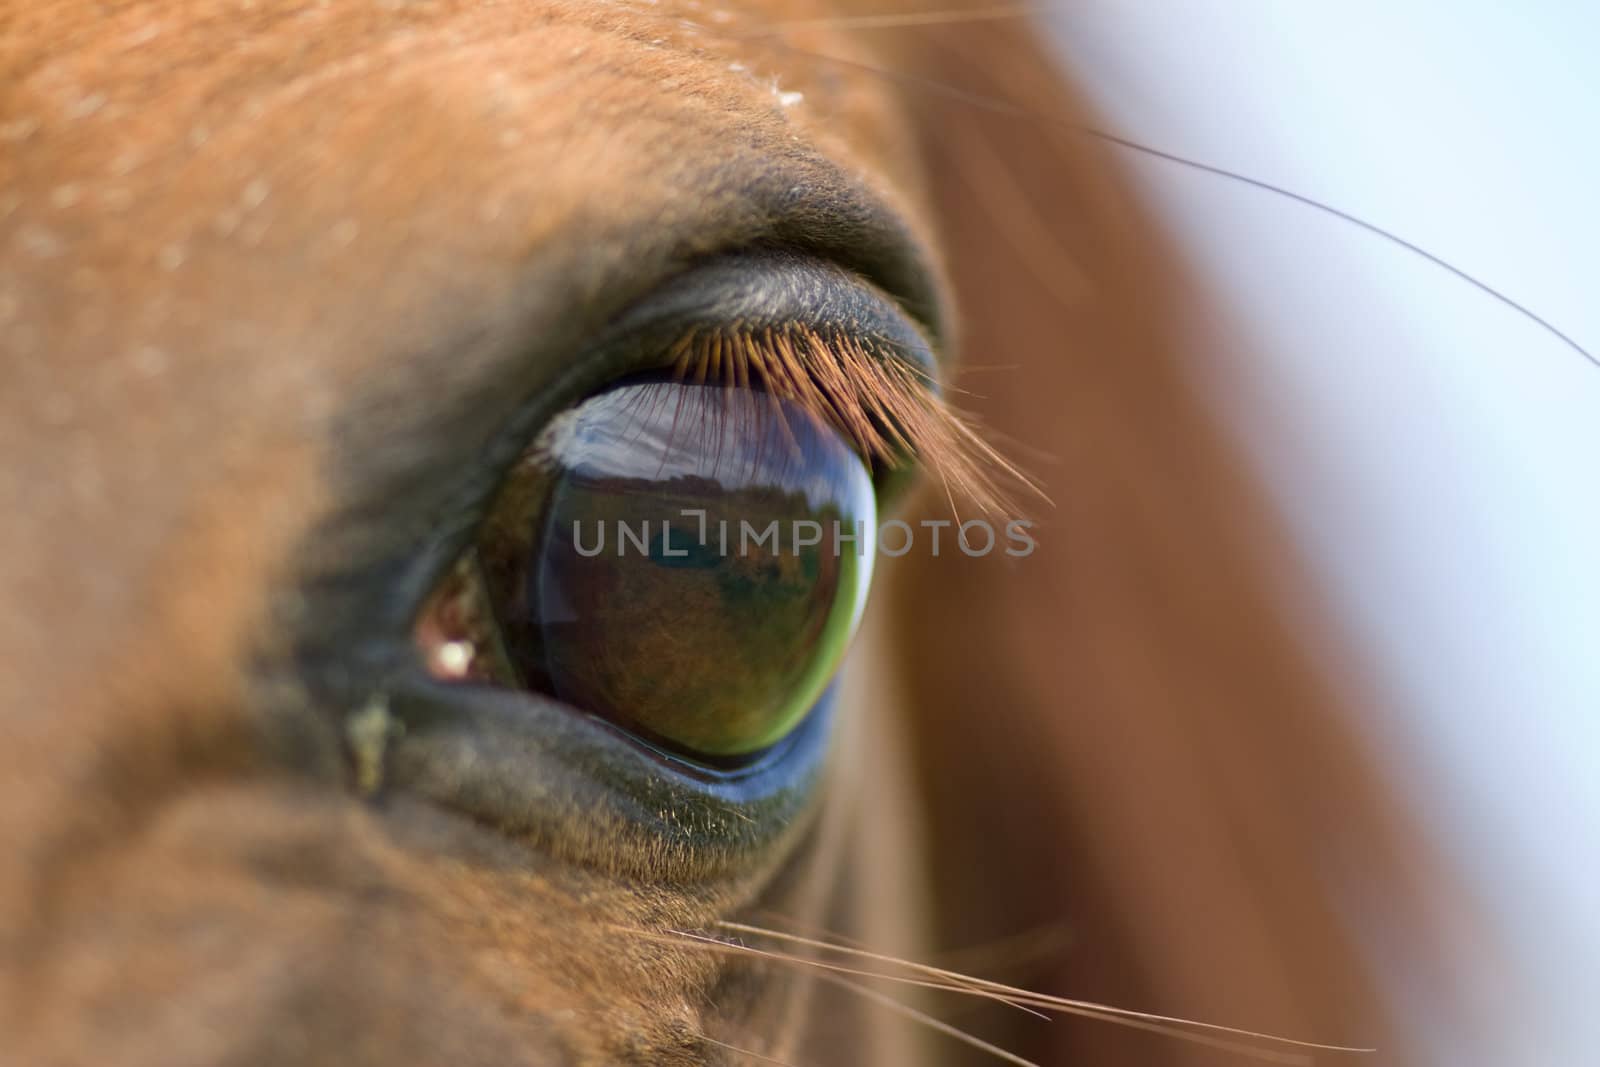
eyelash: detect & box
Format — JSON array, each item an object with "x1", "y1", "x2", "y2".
[{"x1": 664, "y1": 323, "x2": 1027, "y2": 515}]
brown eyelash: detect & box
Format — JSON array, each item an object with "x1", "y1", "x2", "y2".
[{"x1": 665, "y1": 324, "x2": 1039, "y2": 515}]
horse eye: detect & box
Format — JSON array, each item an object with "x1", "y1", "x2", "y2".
[{"x1": 416, "y1": 373, "x2": 877, "y2": 764}]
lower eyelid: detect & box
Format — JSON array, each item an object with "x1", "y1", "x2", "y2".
[{"x1": 374, "y1": 672, "x2": 836, "y2": 879}]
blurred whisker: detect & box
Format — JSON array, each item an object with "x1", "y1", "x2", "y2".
[
  {"x1": 717, "y1": 922, "x2": 1374, "y2": 1058},
  {"x1": 813, "y1": 970, "x2": 1043, "y2": 1067}
]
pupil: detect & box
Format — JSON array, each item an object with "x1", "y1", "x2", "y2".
[{"x1": 493, "y1": 377, "x2": 876, "y2": 760}]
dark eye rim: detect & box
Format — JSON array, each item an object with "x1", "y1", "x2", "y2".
[
  {"x1": 293, "y1": 248, "x2": 944, "y2": 880},
  {"x1": 376, "y1": 671, "x2": 839, "y2": 881}
]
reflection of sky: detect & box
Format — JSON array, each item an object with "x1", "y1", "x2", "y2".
[
  {"x1": 547, "y1": 381, "x2": 875, "y2": 520},
  {"x1": 536, "y1": 378, "x2": 879, "y2": 646}
]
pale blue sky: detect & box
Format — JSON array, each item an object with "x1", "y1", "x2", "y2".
[{"x1": 1048, "y1": 4, "x2": 1598, "y2": 1063}]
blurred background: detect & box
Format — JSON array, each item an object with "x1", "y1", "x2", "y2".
[{"x1": 1043, "y1": 3, "x2": 1598, "y2": 1064}]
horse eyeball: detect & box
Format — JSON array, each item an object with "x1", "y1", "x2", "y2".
[{"x1": 439, "y1": 375, "x2": 877, "y2": 762}]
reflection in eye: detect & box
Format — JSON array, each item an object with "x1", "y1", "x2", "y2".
[
  {"x1": 415, "y1": 324, "x2": 1027, "y2": 765},
  {"x1": 422, "y1": 375, "x2": 877, "y2": 762}
]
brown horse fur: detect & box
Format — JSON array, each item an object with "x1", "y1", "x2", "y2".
[{"x1": 1, "y1": 2, "x2": 1465, "y2": 1065}]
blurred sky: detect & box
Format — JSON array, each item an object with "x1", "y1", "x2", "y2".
[{"x1": 1045, "y1": 3, "x2": 1598, "y2": 1064}]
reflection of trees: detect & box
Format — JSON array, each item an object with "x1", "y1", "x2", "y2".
[
  {"x1": 560, "y1": 472, "x2": 853, "y2": 563},
  {"x1": 536, "y1": 470, "x2": 852, "y2": 749}
]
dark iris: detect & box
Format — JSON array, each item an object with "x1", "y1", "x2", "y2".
[{"x1": 475, "y1": 376, "x2": 876, "y2": 761}]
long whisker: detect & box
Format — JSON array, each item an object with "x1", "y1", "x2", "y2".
[
  {"x1": 751, "y1": 905, "x2": 1073, "y2": 984},
  {"x1": 697, "y1": 1033, "x2": 805, "y2": 1066},
  {"x1": 708, "y1": 923, "x2": 1376, "y2": 1057},
  {"x1": 1084, "y1": 127, "x2": 1600, "y2": 372},
  {"x1": 818, "y1": 970, "x2": 1325, "y2": 1067},
  {"x1": 638, "y1": 928, "x2": 1053, "y2": 1014},
  {"x1": 813, "y1": 971, "x2": 1044, "y2": 1067},
  {"x1": 705, "y1": 919, "x2": 1315, "y2": 1067},
  {"x1": 928, "y1": 920, "x2": 1075, "y2": 979},
  {"x1": 634, "y1": 927, "x2": 1370, "y2": 1062},
  {"x1": 739, "y1": 911, "x2": 1049, "y2": 1020},
  {"x1": 739, "y1": 40, "x2": 1596, "y2": 373},
  {"x1": 615, "y1": 0, "x2": 1595, "y2": 372}
]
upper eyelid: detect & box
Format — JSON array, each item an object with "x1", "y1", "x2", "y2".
[
  {"x1": 304, "y1": 185, "x2": 948, "y2": 581},
  {"x1": 333, "y1": 154, "x2": 949, "y2": 470},
  {"x1": 330, "y1": 249, "x2": 946, "y2": 557}
]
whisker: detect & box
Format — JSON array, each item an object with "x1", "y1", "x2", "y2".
[
  {"x1": 697, "y1": 1033, "x2": 805, "y2": 1066},
  {"x1": 751, "y1": 906, "x2": 1075, "y2": 991},
  {"x1": 813, "y1": 971, "x2": 1043, "y2": 1067},
  {"x1": 624, "y1": 0, "x2": 1596, "y2": 374},
  {"x1": 928, "y1": 921, "x2": 1073, "y2": 979},
  {"x1": 738, "y1": 41, "x2": 1596, "y2": 373},
  {"x1": 668, "y1": 926, "x2": 1316, "y2": 1065},
  {"x1": 825, "y1": 970, "x2": 1334, "y2": 1067},
  {"x1": 712, "y1": 922, "x2": 1374, "y2": 1057},
  {"x1": 1085, "y1": 127, "x2": 1600, "y2": 372},
  {"x1": 731, "y1": 915, "x2": 1048, "y2": 1020},
  {"x1": 629, "y1": 927, "x2": 1057, "y2": 1013},
  {"x1": 829, "y1": 963, "x2": 1318, "y2": 1067}
]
